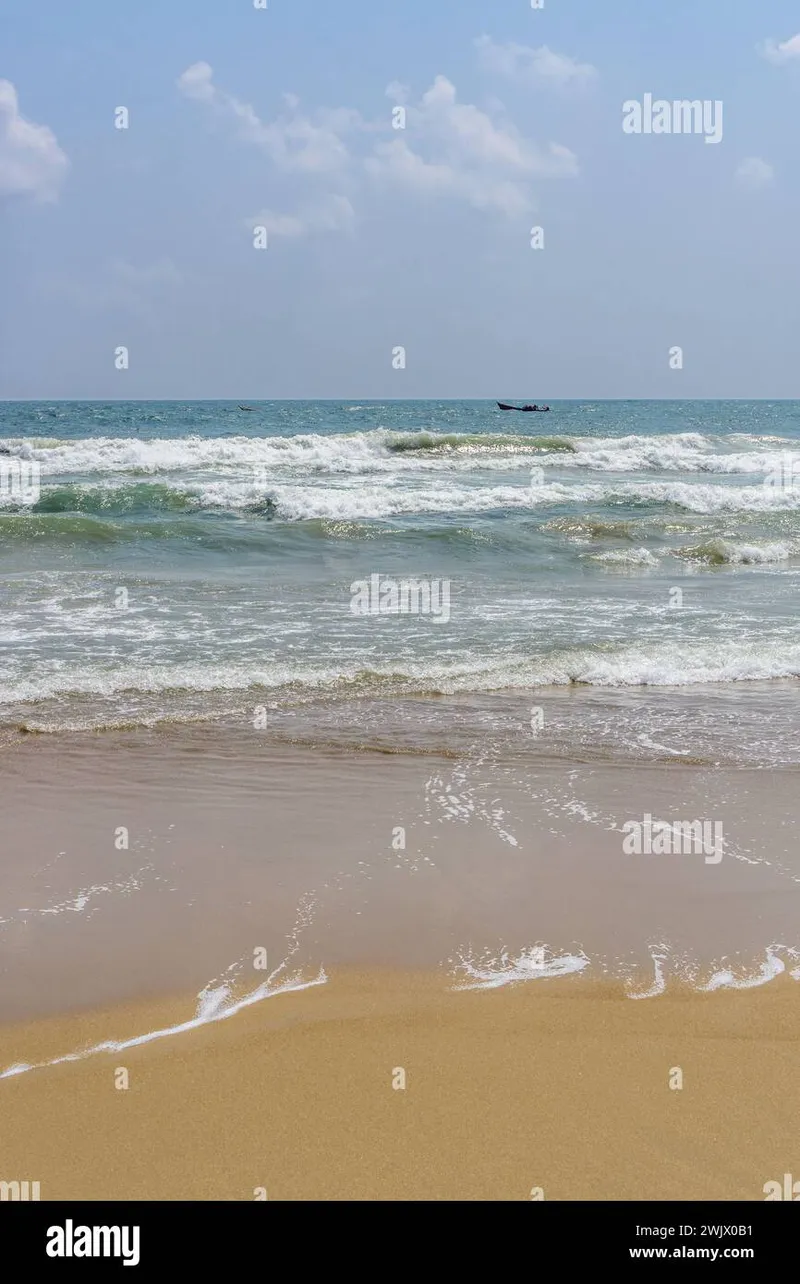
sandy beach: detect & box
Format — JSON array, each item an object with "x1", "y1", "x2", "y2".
[
  {"x1": 0, "y1": 729, "x2": 798, "y2": 1200},
  {"x1": 1, "y1": 968, "x2": 797, "y2": 1201}
]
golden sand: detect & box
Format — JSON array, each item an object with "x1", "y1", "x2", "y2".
[{"x1": 0, "y1": 969, "x2": 796, "y2": 1201}]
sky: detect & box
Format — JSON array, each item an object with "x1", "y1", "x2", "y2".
[{"x1": 1, "y1": 0, "x2": 800, "y2": 400}]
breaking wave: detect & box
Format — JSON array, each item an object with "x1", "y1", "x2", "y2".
[{"x1": 1, "y1": 428, "x2": 796, "y2": 479}]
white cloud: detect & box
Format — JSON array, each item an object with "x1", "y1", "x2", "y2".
[
  {"x1": 0, "y1": 79, "x2": 69, "y2": 201},
  {"x1": 176, "y1": 61, "x2": 216, "y2": 103},
  {"x1": 365, "y1": 141, "x2": 533, "y2": 217},
  {"x1": 735, "y1": 157, "x2": 774, "y2": 188},
  {"x1": 179, "y1": 63, "x2": 577, "y2": 226},
  {"x1": 366, "y1": 75, "x2": 577, "y2": 217},
  {"x1": 177, "y1": 62, "x2": 357, "y2": 173},
  {"x1": 410, "y1": 74, "x2": 579, "y2": 180},
  {"x1": 475, "y1": 36, "x2": 597, "y2": 86},
  {"x1": 249, "y1": 194, "x2": 355, "y2": 239},
  {"x1": 759, "y1": 33, "x2": 800, "y2": 64}
]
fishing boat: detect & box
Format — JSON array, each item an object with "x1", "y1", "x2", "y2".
[{"x1": 496, "y1": 402, "x2": 550, "y2": 412}]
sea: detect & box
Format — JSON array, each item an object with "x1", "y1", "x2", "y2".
[{"x1": 1, "y1": 399, "x2": 800, "y2": 767}]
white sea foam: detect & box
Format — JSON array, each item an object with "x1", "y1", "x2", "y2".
[
  {"x1": 697, "y1": 949, "x2": 787, "y2": 991},
  {"x1": 0, "y1": 965, "x2": 327, "y2": 1081},
  {"x1": 589, "y1": 547, "x2": 660, "y2": 566},
  {"x1": 626, "y1": 946, "x2": 670, "y2": 999},
  {"x1": 3, "y1": 637, "x2": 800, "y2": 706},
  {"x1": 2, "y1": 429, "x2": 795, "y2": 481},
  {"x1": 16, "y1": 868, "x2": 150, "y2": 917},
  {"x1": 256, "y1": 479, "x2": 800, "y2": 520},
  {"x1": 451, "y1": 946, "x2": 591, "y2": 989},
  {"x1": 450, "y1": 943, "x2": 800, "y2": 998},
  {"x1": 568, "y1": 434, "x2": 793, "y2": 475},
  {"x1": 627, "y1": 944, "x2": 800, "y2": 998}
]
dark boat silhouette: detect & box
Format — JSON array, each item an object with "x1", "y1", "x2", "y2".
[
  {"x1": 238, "y1": 404, "x2": 256, "y2": 411},
  {"x1": 497, "y1": 402, "x2": 550, "y2": 412}
]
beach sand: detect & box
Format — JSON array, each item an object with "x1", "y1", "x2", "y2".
[
  {"x1": 0, "y1": 969, "x2": 797, "y2": 1201},
  {"x1": 0, "y1": 730, "x2": 798, "y2": 1200}
]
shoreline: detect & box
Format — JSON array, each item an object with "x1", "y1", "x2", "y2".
[{"x1": 3, "y1": 679, "x2": 800, "y2": 770}]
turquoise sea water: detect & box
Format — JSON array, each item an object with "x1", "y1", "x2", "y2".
[{"x1": 1, "y1": 399, "x2": 800, "y2": 762}]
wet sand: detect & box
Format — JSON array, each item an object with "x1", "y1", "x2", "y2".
[{"x1": 1, "y1": 730, "x2": 799, "y2": 1019}]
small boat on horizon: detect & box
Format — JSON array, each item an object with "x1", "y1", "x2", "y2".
[{"x1": 497, "y1": 402, "x2": 550, "y2": 412}]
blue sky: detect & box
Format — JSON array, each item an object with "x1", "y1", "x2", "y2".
[{"x1": 2, "y1": 0, "x2": 800, "y2": 399}]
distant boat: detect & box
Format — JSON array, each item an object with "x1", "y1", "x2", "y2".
[
  {"x1": 497, "y1": 402, "x2": 550, "y2": 412},
  {"x1": 238, "y1": 404, "x2": 256, "y2": 411}
]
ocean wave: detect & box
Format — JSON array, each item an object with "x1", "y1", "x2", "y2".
[
  {"x1": 674, "y1": 538, "x2": 797, "y2": 565},
  {"x1": 3, "y1": 639, "x2": 800, "y2": 710},
  {"x1": 259, "y1": 479, "x2": 800, "y2": 520},
  {"x1": 0, "y1": 480, "x2": 277, "y2": 516},
  {"x1": 32, "y1": 482, "x2": 198, "y2": 515},
  {"x1": 0, "y1": 511, "x2": 275, "y2": 546},
  {"x1": 2, "y1": 428, "x2": 797, "y2": 480},
  {"x1": 567, "y1": 433, "x2": 797, "y2": 475},
  {"x1": 0, "y1": 430, "x2": 573, "y2": 476},
  {"x1": 0, "y1": 513, "x2": 126, "y2": 543},
  {"x1": 10, "y1": 475, "x2": 797, "y2": 520},
  {"x1": 588, "y1": 547, "x2": 660, "y2": 567},
  {"x1": 543, "y1": 517, "x2": 636, "y2": 539},
  {"x1": 385, "y1": 430, "x2": 575, "y2": 454}
]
